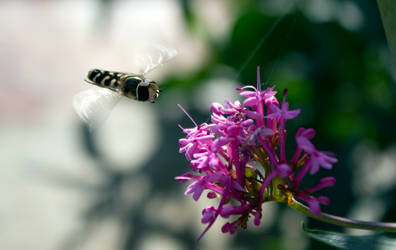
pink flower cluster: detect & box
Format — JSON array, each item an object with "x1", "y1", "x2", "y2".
[{"x1": 176, "y1": 68, "x2": 338, "y2": 240}]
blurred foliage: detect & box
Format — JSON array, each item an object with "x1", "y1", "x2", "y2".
[
  {"x1": 70, "y1": 0, "x2": 396, "y2": 250},
  {"x1": 302, "y1": 224, "x2": 396, "y2": 250}
]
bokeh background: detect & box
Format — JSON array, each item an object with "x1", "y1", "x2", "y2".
[{"x1": 0, "y1": 0, "x2": 395, "y2": 249}]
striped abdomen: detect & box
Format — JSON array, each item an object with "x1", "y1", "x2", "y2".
[{"x1": 86, "y1": 69, "x2": 122, "y2": 91}]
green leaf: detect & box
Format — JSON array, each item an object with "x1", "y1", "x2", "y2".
[
  {"x1": 377, "y1": 0, "x2": 396, "y2": 71},
  {"x1": 302, "y1": 223, "x2": 396, "y2": 250}
]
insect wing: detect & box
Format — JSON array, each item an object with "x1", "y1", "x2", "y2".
[
  {"x1": 73, "y1": 88, "x2": 121, "y2": 129},
  {"x1": 133, "y1": 44, "x2": 178, "y2": 75}
]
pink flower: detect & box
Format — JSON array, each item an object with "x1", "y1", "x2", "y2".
[
  {"x1": 201, "y1": 206, "x2": 217, "y2": 223},
  {"x1": 266, "y1": 101, "x2": 300, "y2": 120},
  {"x1": 175, "y1": 67, "x2": 338, "y2": 240},
  {"x1": 309, "y1": 151, "x2": 338, "y2": 174},
  {"x1": 220, "y1": 204, "x2": 251, "y2": 218},
  {"x1": 239, "y1": 86, "x2": 278, "y2": 108},
  {"x1": 296, "y1": 128, "x2": 316, "y2": 151}
]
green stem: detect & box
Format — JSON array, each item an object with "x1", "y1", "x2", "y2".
[{"x1": 289, "y1": 198, "x2": 396, "y2": 233}]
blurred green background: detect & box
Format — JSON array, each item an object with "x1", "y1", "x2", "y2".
[{"x1": 0, "y1": 0, "x2": 395, "y2": 250}]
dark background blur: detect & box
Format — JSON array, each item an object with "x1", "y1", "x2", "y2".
[{"x1": 0, "y1": 0, "x2": 395, "y2": 250}]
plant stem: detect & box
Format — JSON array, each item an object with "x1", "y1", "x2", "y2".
[{"x1": 289, "y1": 198, "x2": 396, "y2": 233}]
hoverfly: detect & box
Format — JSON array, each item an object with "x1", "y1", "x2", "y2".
[{"x1": 73, "y1": 45, "x2": 177, "y2": 128}]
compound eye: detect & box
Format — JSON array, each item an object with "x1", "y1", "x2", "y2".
[{"x1": 137, "y1": 85, "x2": 150, "y2": 101}]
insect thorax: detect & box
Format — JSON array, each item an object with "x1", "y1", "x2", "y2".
[{"x1": 121, "y1": 76, "x2": 144, "y2": 100}]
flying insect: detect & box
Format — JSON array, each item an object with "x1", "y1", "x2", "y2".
[{"x1": 73, "y1": 45, "x2": 177, "y2": 128}]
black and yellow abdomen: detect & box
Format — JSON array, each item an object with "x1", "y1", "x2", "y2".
[{"x1": 86, "y1": 69, "x2": 123, "y2": 91}]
